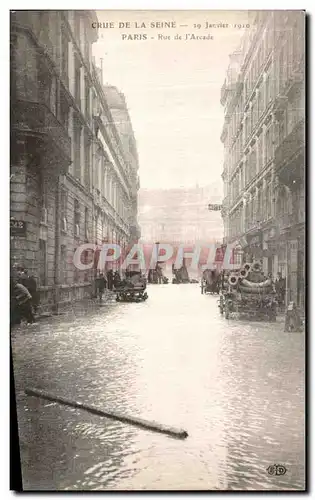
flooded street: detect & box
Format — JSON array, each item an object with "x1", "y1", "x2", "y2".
[{"x1": 11, "y1": 284, "x2": 305, "y2": 491}]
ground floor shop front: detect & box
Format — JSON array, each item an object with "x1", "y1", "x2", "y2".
[{"x1": 240, "y1": 222, "x2": 305, "y2": 310}]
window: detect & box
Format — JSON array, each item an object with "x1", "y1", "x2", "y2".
[
  {"x1": 100, "y1": 157, "x2": 105, "y2": 196},
  {"x1": 84, "y1": 24, "x2": 89, "y2": 62},
  {"x1": 95, "y1": 214, "x2": 99, "y2": 242},
  {"x1": 10, "y1": 34, "x2": 18, "y2": 102},
  {"x1": 250, "y1": 197, "x2": 254, "y2": 225},
  {"x1": 60, "y1": 245, "x2": 67, "y2": 283},
  {"x1": 84, "y1": 135, "x2": 90, "y2": 188},
  {"x1": 278, "y1": 111, "x2": 287, "y2": 144},
  {"x1": 85, "y1": 75, "x2": 90, "y2": 119},
  {"x1": 60, "y1": 188, "x2": 68, "y2": 231},
  {"x1": 265, "y1": 73, "x2": 270, "y2": 107},
  {"x1": 279, "y1": 46, "x2": 284, "y2": 91},
  {"x1": 60, "y1": 91, "x2": 69, "y2": 131},
  {"x1": 256, "y1": 188, "x2": 262, "y2": 222},
  {"x1": 74, "y1": 121, "x2": 81, "y2": 180},
  {"x1": 256, "y1": 137, "x2": 261, "y2": 173},
  {"x1": 257, "y1": 88, "x2": 261, "y2": 119},
  {"x1": 292, "y1": 21, "x2": 299, "y2": 66},
  {"x1": 258, "y1": 46, "x2": 262, "y2": 73},
  {"x1": 74, "y1": 199, "x2": 80, "y2": 237},
  {"x1": 74, "y1": 56, "x2": 81, "y2": 106},
  {"x1": 85, "y1": 207, "x2": 89, "y2": 239},
  {"x1": 244, "y1": 80, "x2": 248, "y2": 101},
  {"x1": 74, "y1": 13, "x2": 80, "y2": 40},
  {"x1": 95, "y1": 155, "x2": 100, "y2": 191},
  {"x1": 39, "y1": 239, "x2": 47, "y2": 286},
  {"x1": 253, "y1": 99, "x2": 258, "y2": 128},
  {"x1": 61, "y1": 31, "x2": 69, "y2": 83},
  {"x1": 265, "y1": 127, "x2": 270, "y2": 163},
  {"x1": 40, "y1": 171, "x2": 48, "y2": 209},
  {"x1": 267, "y1": 26, "x2": 273, "y2": 56},
  {"x1": 266, "y1": 183, "x2": 271, "y2": 218},
  {"x1": 83, "y1": 250, "x2": 89, "y2": 281},
  {"x1": 250, "y1": 148, "x2": 256, "y2": 181},
  {"x1": 73, "y1": 248, "x2": 79, "y2": 282},
  {"x1": 38, "y1": 58, "x2": 52, "y2": 108},
  {"x1": 103, "y1": 218, "x2": 108, "y2": 242},
  {"x1": 244, "y1": 116, "x2": 248, "y2": 143}
]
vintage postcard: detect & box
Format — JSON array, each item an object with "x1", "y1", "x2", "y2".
[{"x1": 10, "y1": 9, "x2": 305, "y2": 491}]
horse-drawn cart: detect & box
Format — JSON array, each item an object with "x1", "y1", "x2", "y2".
[
  {"x1": 114, "y1": 271, "x2": 148, "y2": 303},
  {"x1": 201, "y1": 269, "x2": 220, "y2": 295},
  {"x1": 218, "y1": 263, "x2": 277, "y2": 321}
]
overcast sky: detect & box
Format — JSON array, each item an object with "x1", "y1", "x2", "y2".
[{"x1": 92, "y1": 11, "x2": 249, "y2": 191}]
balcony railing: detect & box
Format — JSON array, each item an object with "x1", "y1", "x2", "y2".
[{"x1": 12, "y1": 99, "x2": 71, "y2": 162}]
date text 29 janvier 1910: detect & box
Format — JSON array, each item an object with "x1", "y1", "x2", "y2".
[{"x1": 91, "y1": 21, "x2": 250, "y2": 40}]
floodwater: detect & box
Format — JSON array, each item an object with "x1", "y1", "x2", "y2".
[{"x1": 11, "y1": 284, "x2": 305, "y2": 490}]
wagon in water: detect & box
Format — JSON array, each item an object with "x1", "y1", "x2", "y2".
[
  {"x1": 218, "y1": 262, "x2": 277, "y2": 321},
  {"x1": 201, "y1": 269, "x2": 220, "y2": 295},
  {"x1": 114, "y1": 271, "x2": 148, "y2": 303},
  {"x1": 148, "y1": 265, "x2": 169, "y2": 284}
]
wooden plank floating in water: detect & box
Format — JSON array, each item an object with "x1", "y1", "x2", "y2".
[{"x1": 25, "y1": 388, "x2": 188, "y2": 440}]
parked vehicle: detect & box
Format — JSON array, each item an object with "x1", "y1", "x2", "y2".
[
  {"x1": 114, "y1": 271, "x2": 148, "y2": 303},
  {"x1": 148, "y1": 265, "x2": 168, "y2": 284},
  {"x1": 172, "y1": 264, "x2": 190, "y2": 284},
  {"x1": 201, "y1": 269, "x2": 220, "y2": 295}
]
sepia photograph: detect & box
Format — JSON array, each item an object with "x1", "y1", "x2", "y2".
[{"x1": 10, "y1": 9, "x2": 305, "y2": 491}]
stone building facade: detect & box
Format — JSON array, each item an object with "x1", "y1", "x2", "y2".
[
  {"x1": 220, "y1": 11, "x2": 305, "y2": 308},
  {"x1": 10, "y1": 10, "x2": 140, "y2": 311}
]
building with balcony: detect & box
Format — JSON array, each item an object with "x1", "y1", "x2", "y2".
[
  {"x1": 10, "y1": 10, "x2": 140, "y2": 311},
  {"x1": 220, "y1": 11, "x2": 305, "y2": 307}
]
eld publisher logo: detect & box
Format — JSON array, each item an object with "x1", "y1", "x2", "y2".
[{"x1": 267, "y1": 464, "x2": 287, "y2": 476}]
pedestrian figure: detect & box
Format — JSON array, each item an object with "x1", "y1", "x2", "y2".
[
  {"x1": 21, "y1": 270, "x2": 39, "y2": 314},
  {"x1": 148, "y1": 269, "x2": 153, "y2": 284},
  {"x1": 113, "y1": 271, "x2": 121, "y2": 289},
  {"x1": 13, "y1": 280, "x2": 35, "y2": 324},
  {"x1": 97, "y1": 273, "x2": 106, "y2": 301},
  {"x1": 10, "y1": 279, "x2": 20, "y2": 326},
  {"x1": 275, "y1": 272, "x2": 286, "y2": 309},
  {"x1": 156, "y1": 264, "x2": 163, "y2": 284},
  {"x1": 284, "y1": 301, "x2": 302, "y2": 332},
  {"x1": 107, "y1": 269, "x2": 114, "y2": 290}
]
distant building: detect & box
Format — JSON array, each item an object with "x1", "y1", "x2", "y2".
[
  {"x1": 138, "y1": 185, "x2": 223, "y2": 276},
  {"x1": 221, "y1": 11, "x2": 305, "y2": 307},
  {"x1": 10, "y1": 11, "x2": 140, "y2": 311},
  {"x1": 138, "y1": 185, "x2": 223, "y2": 246}
]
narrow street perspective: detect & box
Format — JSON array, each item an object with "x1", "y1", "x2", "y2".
[
  {"x1": 10, "y1": 9, "x2": 305, "y2": 492},
  {"x1": 12, "y1": 284, "x2": 304, "y2": 490}
]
